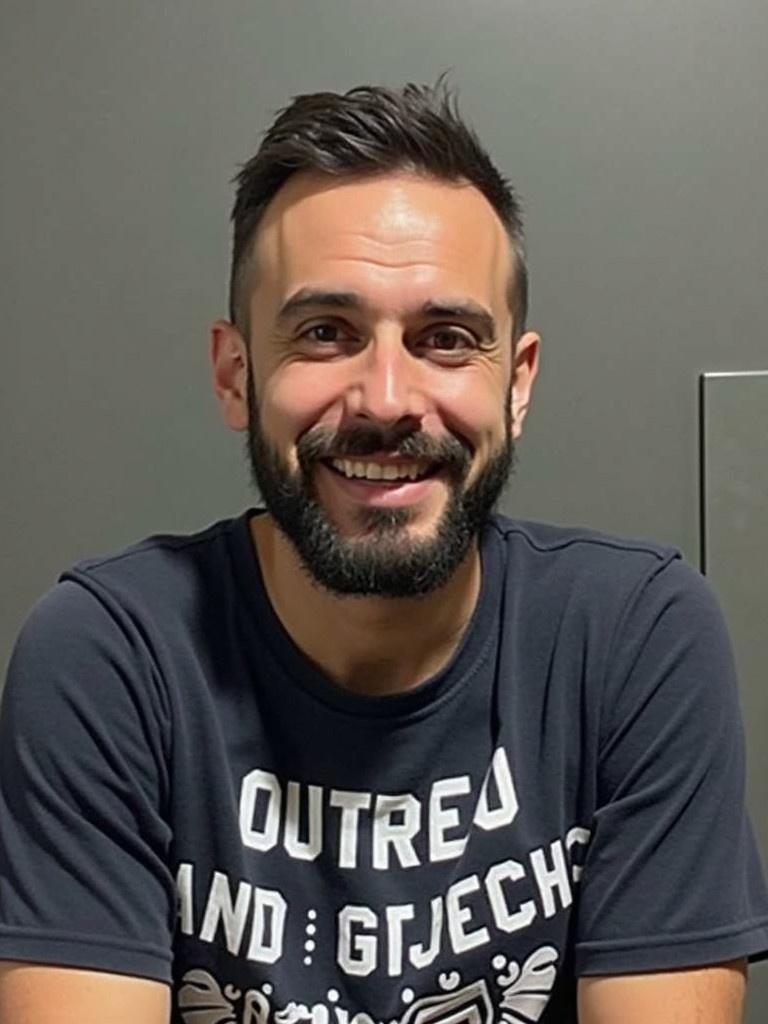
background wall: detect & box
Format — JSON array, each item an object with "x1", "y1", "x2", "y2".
[{"x1": 2, "y1": 0, "x2": 766, "y2": 1012}]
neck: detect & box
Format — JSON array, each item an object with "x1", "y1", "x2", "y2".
[{"x1": 250, "y1": 513, "x2": 482, "y2": 696}]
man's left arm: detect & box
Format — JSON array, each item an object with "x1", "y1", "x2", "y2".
[
  {"x1": 577, "y1": 959, "x2": 747, "y2": 1023},
  {"x1": 571, "y1": 558, "x2": 768, "y2": 1009}
]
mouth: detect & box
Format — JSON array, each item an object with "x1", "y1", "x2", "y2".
[
  {"x1": 318, "y1": 457, "x2": 444, "y2": 507},
  {"x1": 321, "y1": 456, "x2": 440, "y2": 484}
]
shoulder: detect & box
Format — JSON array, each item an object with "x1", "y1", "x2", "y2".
[
  {"x1": 20, "y1": 509, "x2": 256, "y2": 668},
  {"x1": 5, "y1": 510, "x2": 251, "y2": 714},
  {"x1": 60, "y1": 511, "x2": 246, "y2": 617},
  {"x1": 485, "y1": 513, "x2": 728, "y2": 673},
  {"x1": 487, "y1": 511, "x2": 702, "y2": 609},
  {"x1": 488, "y1": 511, "x2": 682, "y2": 570}
]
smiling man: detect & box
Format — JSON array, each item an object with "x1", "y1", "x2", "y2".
[
  {"x1": 1, "y1": 77, "x2": 767, "y2": 1024},
  {"x1": 215, "y1": 166, "x2": 537, "y2": 697}
]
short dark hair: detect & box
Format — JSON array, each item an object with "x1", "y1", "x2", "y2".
[{"x1": 229, "y1": 71, "x2": 528, "y2": 339}]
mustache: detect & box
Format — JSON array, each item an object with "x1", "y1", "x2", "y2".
[{"x1": 296, "y1": 424, "x2": 472, "y2": 475}]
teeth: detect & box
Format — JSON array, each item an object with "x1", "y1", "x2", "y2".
[{"x1": 330, "y1": 458, "x2": 428, "y2": 482}]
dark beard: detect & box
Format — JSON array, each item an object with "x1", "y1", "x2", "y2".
[{"x1": 244, "y1": 366, "x2": 516, "y2": 598}]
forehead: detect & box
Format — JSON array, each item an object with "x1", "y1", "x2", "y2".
[{"x1": 250, "y1": 170, "x2": 512, "y2": 315}]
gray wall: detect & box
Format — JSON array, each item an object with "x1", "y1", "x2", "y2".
[
  {"x1": 702, "y1": 373, "x2": 768, "y2": 1019},
  {"x1": 2, "y1": 0, "x2": 766, "y2": 1013},
  {"x1": 4, "y1": 0, "x2": 768, "y2": 646}
]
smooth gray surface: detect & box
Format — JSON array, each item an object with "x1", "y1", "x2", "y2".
[
  {"x1": 701, "y1": 372, "x2": 768, "y2": 1019},
  {"x1": 2, "y1": 0, "x2": 767, "y2": 1009},
  {"x1": 4, "y1": 0, "x2": 768, "y2": 660},
  {"x1": 701, "y1": 371, "x2": 768, "y2": 856}
]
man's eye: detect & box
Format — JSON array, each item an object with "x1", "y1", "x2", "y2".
[
  {"x1": 298, "y1": 324, "x2": 474, "y2": 353},
  {"x1": 422, "y1": 329, "x2": 474, "y2": 353},
  {"x1": 302, "y1": 323, "x2": 349, "y2": 344}
]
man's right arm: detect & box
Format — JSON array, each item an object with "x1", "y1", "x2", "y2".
[
  {"x1": 0, "y1": 582, "x2": 176, "y2": 1010},
  {"x1": 0, "y1": 962, "x2": 170, "y2": 1023}
]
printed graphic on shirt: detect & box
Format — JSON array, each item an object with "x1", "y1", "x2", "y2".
[
  {"x1": 174, "y1": 747, "x2": 589, "y2": 1020},
  {"x1": 177, "y1": 944, "x2": 559, "y2": 1024}
]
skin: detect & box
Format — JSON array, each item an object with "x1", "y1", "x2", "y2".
[
  {"x1": 0, "y1": 962, "x2": 170, "y2": 1022},
  {"x1": 578, "y1": 963, "x2": 747, "y2": 1022},
  {"x1": 211, "y1": 169, "x2": 540, "y2": 695}
]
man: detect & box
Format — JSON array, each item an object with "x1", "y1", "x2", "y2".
[{"x1": 1, "y1": 76, "x2": 767, "y2": 1023}]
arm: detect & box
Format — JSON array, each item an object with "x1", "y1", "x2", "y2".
[
  {"x1": 0, "y1": 582, "x2": 175, "y2": 991},
  {"x1": 573, "y1": 559, "x2": 768, "y2": 983},
  {"x1": 577, "y1": 959, "x2": 747, "y2": 1024},
  {"x1": 0, "y1": 962, "x2": 170, "y2": 1024}
]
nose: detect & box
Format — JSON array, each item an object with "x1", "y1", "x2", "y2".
[{"x1": 343, "y1": 327, "x2": 428, "y2": 427}]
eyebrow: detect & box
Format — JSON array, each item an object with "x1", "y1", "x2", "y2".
[{"x1": 275, "y1": 287, "x2": 498, "y2": 343}]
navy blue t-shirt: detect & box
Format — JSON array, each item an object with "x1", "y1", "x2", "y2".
[{"x1": 1, "y1": 509, "x2": 767, "y2": 1023}]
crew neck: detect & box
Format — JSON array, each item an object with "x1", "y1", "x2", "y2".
[{"x1": 227, "y1": 508, "x2": 506, "y2": 721}]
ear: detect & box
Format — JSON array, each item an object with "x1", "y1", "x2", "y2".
[
  {"x1": 510, "y1": 330, "x2": 541, "y2": 440},
  {"x1": 210, "y1": 319, "x2": 250, "y2": 431}
]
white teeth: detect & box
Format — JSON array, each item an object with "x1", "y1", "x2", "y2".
[{"x1": 330, "y1": 458, "x2": 428, "y2": 482}]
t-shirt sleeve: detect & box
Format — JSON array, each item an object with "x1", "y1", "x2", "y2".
[
  {"x1": 573, "y1": 557, "x2": 768, "y2": 975},
  {"x1": 0, "y1": 578, "x2": 175, "y2": 982}
]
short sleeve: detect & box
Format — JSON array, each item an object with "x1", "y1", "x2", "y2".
[
  {"x1": 0, "y1": 579, "x2": 174, "y2": 982},
  {"x1": 574, "y1": 558, "x2": 768, "y2": 974}
]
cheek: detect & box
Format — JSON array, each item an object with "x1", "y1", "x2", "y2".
[
  {"x1": 259, "y1": 367, "x2": 343, "y2": 452},
  {"x1": 433, "y1": 376, "x2": 507, "y2": 451}
]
